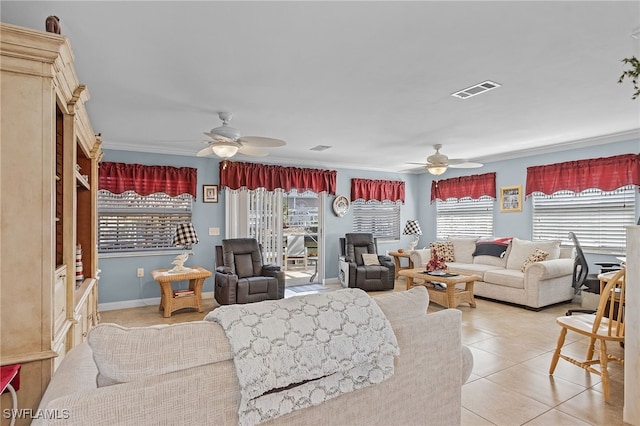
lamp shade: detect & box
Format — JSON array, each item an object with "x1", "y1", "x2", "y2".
[
  {"x1": 403, "y1": 220, "x2": 422, "y2": 236},
  {"x1": 172, "y1": 223, "x2": 199, "y2": 248},
  {"x1": 211, "y1": 142, "x2": 240, "y2": 159}
]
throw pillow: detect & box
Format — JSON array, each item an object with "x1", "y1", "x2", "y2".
[
  {"x1": 361, "y1": 253, "x2": 380, "y2": 266},
  {"x1": 506, "y1": 238, "x2": 561, "y2": 270},
  {"x1": 521, "y1": 249, "x2": 549, "y2": 272},
  {"x1": 472, "y1": 238, "x2": 512, "y2": 258},
  {"x1": 429, "y1": 242, "x2": 455, "y2": 262}
]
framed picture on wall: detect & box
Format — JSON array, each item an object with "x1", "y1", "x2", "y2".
[
  {"x1": 500, "y1": 185, "x2": 522, "y2": 212},
  {"x1": 203, "y1": 184, "x2": 219, "y2": 203}
]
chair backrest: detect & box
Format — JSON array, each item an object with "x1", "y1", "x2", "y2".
[
  {"x1": 220, "y1": 238, "x2": 264, "y2": 278},
  {"x1": 344, "y1": 233, "x2": 378, "y2": 266},
  {"x1": 568, "y1": 232, "x2": 589, "y2": 291},
  {"x1": 593, "y1": 268, "x2": 625, "y2": 338}
]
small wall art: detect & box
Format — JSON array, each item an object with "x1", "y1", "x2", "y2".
[
  {"x1": 500, "y1": 185, "x2": 522, "y2": 212},
  {"x1": 203, "y1": 184, "x2": 219, "y2": 203}
]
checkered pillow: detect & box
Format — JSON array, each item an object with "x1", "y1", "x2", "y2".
[
  {"x1": 521, "y1": 249, "x2": 549, "y2": 272},
  {"x1": 429, "y1": 242, "x2": 455, "y2": 262}
]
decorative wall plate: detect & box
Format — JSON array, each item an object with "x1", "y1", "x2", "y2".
[{"x1": 333, "y1": 195, "x2": 350, "y2": 217}]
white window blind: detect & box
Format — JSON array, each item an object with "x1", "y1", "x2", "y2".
[
  {"x1": 352, "y1": 200, "x2": 401, "y2": 241},
  {"x1": 532, "y1": 185, "x2": 636, "y2": 252},
  {"x1": 436, "y1": 196, "x2": 494, "y2": 240},
  {"x1": 98, "y1": 190, "x2": 193, "y2": 253}
]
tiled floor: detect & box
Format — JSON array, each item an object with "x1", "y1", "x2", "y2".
[{"x1": 99, "y1": 279, "x2": 626, "y2": 426}]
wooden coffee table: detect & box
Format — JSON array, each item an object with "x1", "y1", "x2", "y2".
[{"x1": 398, "y1": 268, "x2": 480, "y2": 309}]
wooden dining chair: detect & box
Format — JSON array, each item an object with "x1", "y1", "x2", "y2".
[{"x1": 549, "y1": 268, "x2": 625, "y2": 402}]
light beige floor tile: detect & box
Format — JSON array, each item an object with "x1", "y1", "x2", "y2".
[
  {"x1": 554, "y1": 388, "x2": 627, "y2": 426},
  {"x1": 522, "y1": 408, "x2": 592, "y2": 426},
  {"x1": 461, "y1": 407, "x2": 495, "y2": 426},
  {"x1": 469, "y1": 336, "x2": 549, "y2": 364},
  {"x1": 467, "y1": 346, "x2": 517, "y2": 377},
  {"x1": 486, "y1": 364, "x2": 586, "y2": 407},
  {"x1": 462, "y1": 378, "x2": 551, "y2": 426}
]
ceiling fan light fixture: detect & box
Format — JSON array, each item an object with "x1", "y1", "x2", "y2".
[
  {"x1": 427, "y1": 164, "x2": 448, "y2": 176},
  {"x1": 211, "y1": 141, "x2": 240, "y2": 159}
]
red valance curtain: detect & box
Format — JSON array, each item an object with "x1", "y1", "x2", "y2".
[
  {"x1": 351, "y1": 178, "x2": 405, "y2": 203},
  {"x1": 99, "y1": 162, "x2": 198, "y2": 198},
  {"x1": 220, "y1": 161, "x2": 337, "y2": 194},
  {"x1": 525, "y1": 153, "x2": 640, "y2": 196},
  {"x1": 430, "y1": 172, "x2": 496, "y2": 202}
]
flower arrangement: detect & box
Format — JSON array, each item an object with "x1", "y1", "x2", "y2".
[{"x1": 425, "y1": 248, "x2": 447, "y2": 272}]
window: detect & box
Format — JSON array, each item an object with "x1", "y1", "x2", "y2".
[
  {"x1": 532, "y1": 185, "x2": 636, "y2": 253},
  {"x1": 98, "y1": 190, "x2": 193, "y2": 253},
  {"x1": 352, "y1": 200, "x2": 401, "y2": 241},
  {"x1": 436, "y1": 196, "x2": 494, "y2": 240}
]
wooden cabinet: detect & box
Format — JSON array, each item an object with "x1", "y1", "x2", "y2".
[{"x1": 0, "y1": 23, "x2": 102, "y2": 423}]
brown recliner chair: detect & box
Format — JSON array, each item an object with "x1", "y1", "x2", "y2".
[
  {"x1": 215, "y1": 238, "x2": 285, "y2": 305},
  {"x1": 340, "y1": 233, "x2": 395, "y2": 291}
]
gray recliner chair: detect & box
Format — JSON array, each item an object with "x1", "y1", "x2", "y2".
[
  {"x1": 215, "y1": 238, "x2": 285, "y2": 305},
  {"x1": 340, "y1": 233, "x2": 395, "y2": 291}
]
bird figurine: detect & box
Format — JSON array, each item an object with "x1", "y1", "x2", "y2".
[{"x1": 169, "y1": 253, "x2": 191, "y2": 273}]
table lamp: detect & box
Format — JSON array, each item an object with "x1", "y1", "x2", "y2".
[
  {"x1": 169, "y1": 222, "x2": 199, "y2": 273},
  {"x1": 403, "y1": 220, "x2": 422, "y2": 251}
]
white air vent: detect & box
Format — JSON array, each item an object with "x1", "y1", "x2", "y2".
[
  {"x1": 451, "y1": 80, "x2": 501, "y2": 99},
  {"x1": 310, "y1": 145, "x2": 332, "y2": 152}
]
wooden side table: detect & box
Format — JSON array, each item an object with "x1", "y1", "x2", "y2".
[
  {"x1": 151, "y1": 266, "x2": 212, "y2": 317},
  {"x1": 388, "y1": 251, "x2": 414, "y2": 279}
]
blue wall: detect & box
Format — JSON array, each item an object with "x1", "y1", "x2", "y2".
[{"x1": 99, "y1": 138, "x2": 638, "y2": 308}]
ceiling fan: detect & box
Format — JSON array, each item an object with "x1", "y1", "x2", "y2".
[
  {"x1": 409, "y1": 144, "x2": 483, "y2": 175},
  {"x1": 197, "y1": 112, "x2": 286, "y2": 159}
]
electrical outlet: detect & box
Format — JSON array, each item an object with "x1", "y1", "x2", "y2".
[{"x1": 137, "y1": 268, "x2": 144, "y2": 278}]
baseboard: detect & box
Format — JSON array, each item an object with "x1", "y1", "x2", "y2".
[{"x1": 99, "y1": 291, "x2": 215, "y2": 311}]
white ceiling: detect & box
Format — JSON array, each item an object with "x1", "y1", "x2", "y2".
[{"x1": 2, "y1": 1, "x2": 639, "y2": 173}]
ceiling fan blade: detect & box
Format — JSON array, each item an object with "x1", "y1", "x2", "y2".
[
  {"x1": 449, "y1": 161, "x2": 483, "y2": 168},
  {"x1": 238, "y1": 136, "x2": 286, "y2": 147},
  {"x1": 196, "y1": 146, "x2": 214, "y2": 157},
  {"x1": 238, "y1": 145, "x2": 269, "y2": 157}
]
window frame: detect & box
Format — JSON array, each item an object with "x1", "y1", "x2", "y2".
[
  {"x1": 351, "y1": 199, "x2": 401, "y2": 241},
  {"x1": 531, "y1": 185, "x2": 637, "y2": 254},
  {"x1": 97, "y1": 190, "x2": 194, "y2": 256},
  {"x1": 436, "y1": 196, "x2": 495, "y2": 240}
]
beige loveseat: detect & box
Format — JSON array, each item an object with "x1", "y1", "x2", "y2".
[
  {"x1": 34, "y1": 287, "x2": 473, "y2": 426},
  {"x1": 409, "y1": 237, "x2": 575, "y2": 309}
]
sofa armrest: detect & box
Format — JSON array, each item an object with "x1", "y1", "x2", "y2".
[
  {"x1": 216, "y1": 265, "x2": 233, "y2": 274},
  {"x1": 525, "y1": 258, "x2": 573, "y2": 280},
  {"x1": 409, "y1": 249, "x2": 431, "y2": 270}
]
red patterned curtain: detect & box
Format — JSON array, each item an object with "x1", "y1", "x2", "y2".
[
  {"x1": 525, "y1": 153, "x2": 640, "y2": 196},
  {"x1": 220, "y1": 161, "x2": 337, "y2": 194},
  {"x1": 99, "y1": 162, "x2": 197, "y2": 198},
  {"x1": 351, "y1": 178, "x2": 405, "y2": 202},
  {"x1": 431, "y1": 172, "x2": 496, "y2": 202}
]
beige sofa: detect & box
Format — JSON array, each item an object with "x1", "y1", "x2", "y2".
[
  {"x1": 35, "y1": 287, "x2": 473, "y2": 426},
  {"x1": 409, "y1": 237, "x2": 575, "y2": 309}
]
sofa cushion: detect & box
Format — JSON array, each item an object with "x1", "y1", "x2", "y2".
[
  {"x1": 521, "y1": 249, "x2": 549, "y2": 272},
  {"x1": 483, "y1": 269, "x2": 525, "y2": 289},
  {"x1": 88, "y1": 321, "x2": 232, "y2": 387},
  {"x1": 505, "y1": 238, "x2": 561, "y2": 270},
  {"x1": 449, "y1": 238, "x2": 477, "y2": 263},
  {"x1": 429, "y1": 242, "x2": 455, "y2": 262},
  {"x1": 447, "y1": 262, "x2": 503, "y2": 279}
]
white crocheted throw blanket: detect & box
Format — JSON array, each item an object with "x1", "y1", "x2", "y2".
[{"x1": 205, "y1": 288, "x2": 399, "y2": 426}]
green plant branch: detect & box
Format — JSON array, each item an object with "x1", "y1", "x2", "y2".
[{"x1": 618, "y1": 56, "x2": 640, "y2": 100}]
